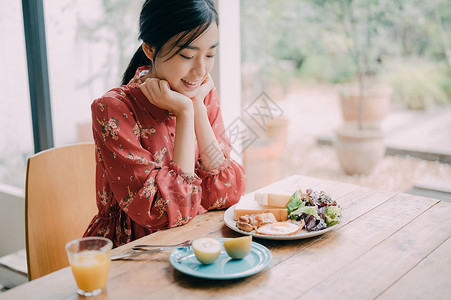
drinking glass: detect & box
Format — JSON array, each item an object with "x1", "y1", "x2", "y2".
[{"x1": 65, "y1": 237, "x2": 113, "y2": 296}]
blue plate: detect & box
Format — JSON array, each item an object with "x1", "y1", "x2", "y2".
[{"x1": 169, "y1": 238, "x2": 271, "y2": 280}]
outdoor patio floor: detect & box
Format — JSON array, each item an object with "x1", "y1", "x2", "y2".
[{"x1": 266, "y1": 83, "x2": 451, "y2": 201}]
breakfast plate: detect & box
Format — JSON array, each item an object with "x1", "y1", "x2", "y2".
[
  {"x1": 169, "y1": 238, "x2": 271, "y2": 279},
  {"x1": 223, "y1": 204, "x2": 337, "y2": 240}
]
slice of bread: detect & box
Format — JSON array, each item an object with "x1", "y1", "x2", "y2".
[
  {"x1": 254, "y1": 192, "x2": 291, "y2": 208},
  {"x1": 233, "y1": 194, "x2": 288, "y2": 221}
]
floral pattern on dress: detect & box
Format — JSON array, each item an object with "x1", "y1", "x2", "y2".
[
  {"x1": 119, "y1": 187, "x2": 135, "y2": 212},
  {"x1": 97, "y1": 117, "x2": 120, "y2": 141},
  {"x1": 97, "y1": 226, "x2": 110, "y2": 237},
  {"x1": 140, "y1": 177, "x2": 157, "y2": 200},
  {"x1": 139, "y1": 123, "x2": 156, "y2": 138},
  {"x1": 171, "y1": 210, "x2": 192, "y2": 228},
  {"x1": 132, "y1": 121, "x2": 157, "y2": 142},
  {"x1": 154, "y1": 196, "x2": 169, "y2": 219},
  {"x1": 115, "y1": 224, "x2": 123, "y2": 240},
  {"x1": 99, "y1": 102, "x2": 107, "y2": 112},
  {"x1": 123, "y1": 227, "x2": 132, "y2": 237},
  {"x1": 125, "y1": 153, "x2": 154, "y2": 166},
  {"x1": 132, "y1": 123, "x2": 140, "y2": 142},
  {"x1": 98, "y1": 186, "x2": 109, "y2": 206},
  {"x1": 118, "y1": 89, "x2": 127, "y2": 98},
  {"x1": 224, "y1": 179, "x2": 231, "y2": 188},
  {"x1": 83, "y1": 65, "x2": 246, "y2": 247},
  {"x1": 95, "y1": 144, "x2": 103, "y2": 162},
  {"x1": 208, "y1": 194, "x2": 228, "y2": 210},
  {"x1": 153, "y1": 147, "x2": 168, "y2": 168},
  {"x1": 187, "y1": 185, "x2": 201, "y2": 204}
]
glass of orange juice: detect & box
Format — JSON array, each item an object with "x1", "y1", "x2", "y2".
[{"x1": 65, "y1": 237, "x2": 113, "y2": 297}]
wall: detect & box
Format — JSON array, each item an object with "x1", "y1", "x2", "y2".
[
  {"x1": 213, "y1": 0, "x2": 243, "y2": 164},
  {"x1": 0, "y1": 184, "x2": 25, "y2": 257}
]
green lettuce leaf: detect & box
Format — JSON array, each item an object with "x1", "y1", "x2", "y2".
[
  {"x1": 290, "y1": 206, "x2": 320, "y2": 220},
  {"x1": 287, "y1": 190, "x2": 304, "y2": 213},
  {"x1": 324, "y1": 206, "x2": 342, "y2": 226}
]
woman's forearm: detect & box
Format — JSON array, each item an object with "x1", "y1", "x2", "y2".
[
  {"x1": 173, "y1": 109, "x2": 196, "y2": 174},
  {"x1": 194, "y1": 110, "x2": 225, "y2": 171}
]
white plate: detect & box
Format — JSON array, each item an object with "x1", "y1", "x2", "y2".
[{"x1": 223, "y1": 204, "x2": 338, "y2": 240}]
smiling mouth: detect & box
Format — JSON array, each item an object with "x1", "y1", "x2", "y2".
[{"x1": 181, "y1": 78, "x2": 201, "y2": 88}]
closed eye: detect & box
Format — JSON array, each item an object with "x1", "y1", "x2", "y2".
[{"x1": 180, "y1": 54, "x2": 194, "y2": 60}]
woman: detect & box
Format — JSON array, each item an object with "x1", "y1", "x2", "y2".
[{"x1": 84, "y1": 0, "x2": 246, "y2": 247}]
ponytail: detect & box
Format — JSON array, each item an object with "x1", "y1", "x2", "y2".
[{"x1": 121, "y1": 46, "x2": 150, "y2": 85}]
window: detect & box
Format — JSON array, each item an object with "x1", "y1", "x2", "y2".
[
  {"x1": 240, "y1": 0, "x2": 451, "y2": 194},
  {"x1": 0, "y1": 1, "x2": 33, "y2": 189},
  {"x1": 44, "y1": 0, "x2": 141, "y2": 146}
]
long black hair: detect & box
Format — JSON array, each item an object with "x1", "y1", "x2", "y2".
[{"x1": 121, "y1": 0, "x2": 218, "y2": 85}]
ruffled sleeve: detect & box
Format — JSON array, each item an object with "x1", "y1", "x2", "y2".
[
  {"x1": 91, "y1": 91, "x2": 203, "y2": 230},
  {"x1": 196, "y1": 88, "x2": 246, "y2": 210}
]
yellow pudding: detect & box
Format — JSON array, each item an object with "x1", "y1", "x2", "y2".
[
  {"x1": 192, "y1": 238, "x2": 221, "y2": 264},
  {"x1": 223, "y1": 236, "x2": 252, "y2": 259}
]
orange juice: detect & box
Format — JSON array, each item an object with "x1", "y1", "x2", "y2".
[{"x1": 70, "y1": 250, "x2": 110, "y2": 292}]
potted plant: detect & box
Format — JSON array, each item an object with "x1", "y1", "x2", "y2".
[{"x1": 314, "y1": 0, "x2": 393, "y2": 175}]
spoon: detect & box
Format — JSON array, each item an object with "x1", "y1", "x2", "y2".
[
  {"x1": 132, "y1": 239, "x2": 192, "y2": 251},
  {"x1": 111, "y1": 248, "x2": 166, "y2": 260}
]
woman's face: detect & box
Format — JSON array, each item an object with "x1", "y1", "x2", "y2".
[{"x1": 150, "y1": 23, "x2": 218, "y2": 99}]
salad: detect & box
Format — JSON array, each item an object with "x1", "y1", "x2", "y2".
[{"x1": 287, "y1": 189, "x2": 342, "y2": 231}]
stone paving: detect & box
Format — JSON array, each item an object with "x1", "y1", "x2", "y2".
[{"x1": 383, "y1": 108, "x2": 451, "y2": 164}]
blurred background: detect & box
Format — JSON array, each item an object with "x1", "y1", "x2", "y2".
[
  {"x1": 240, "y1": 0, "x2": 451, "y2": 194},
  {"x1": 1, "y1": 0, "x2": 451, "y2": 290}
]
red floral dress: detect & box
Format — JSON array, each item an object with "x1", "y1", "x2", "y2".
[{"x1": 83, "y1": 66, "x2": 246, "y2": 247}]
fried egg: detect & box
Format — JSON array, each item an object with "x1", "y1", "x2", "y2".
[{"x1": 255, "y1": 222, "x2": 302, "y2": 236}]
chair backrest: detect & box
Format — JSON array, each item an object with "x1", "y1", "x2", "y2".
[{"x1": 25, "y1": 143, "x2": 98, "y2": 280}]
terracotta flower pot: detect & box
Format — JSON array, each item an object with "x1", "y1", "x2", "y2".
[
  {"x1": 243, "y1": 139, "x2": 282, "y2": 192},
  {"x1": 335, "y1": 125, "x2": 385, "y2": 175},
  {"x1": 339, "y1": 83, "x2": 392, "y2": 127},
  {"x1": 266, "y1": 117, "x2": 289, "y2": 147}
]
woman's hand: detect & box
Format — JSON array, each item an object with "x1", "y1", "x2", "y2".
[
  {"x1": 194, "y1": 74, "x2": 214, "y2": 101},
  {"x1": 140, "y1": 77, "x2": 196, "y2": 174},
  {"x1": 140, "y1": 78, "x2": 193, "y2": 116},
  {"x1": 191, "y1": 74, "x2": 214, "y2": 114}
]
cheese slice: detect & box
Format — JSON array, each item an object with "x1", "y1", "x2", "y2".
[
  {"x1": 254, "y1": 192, "x2": 291, "y2": 208},
  {"x1": 234, "y1": 194, "x2": 288, "y2": 221}
]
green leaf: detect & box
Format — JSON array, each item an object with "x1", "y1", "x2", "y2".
[
  {"x1": 287, "y1": 190, "x2": 304, "y2": 213},
  {"x1": 324, "y1": 206, "x2": 342, "y2": 226},
  {"x1": 290, "y1": 206, "x2": 320, "y2": 220}
]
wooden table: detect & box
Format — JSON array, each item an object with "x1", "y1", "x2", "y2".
[{"x1": 2, "y1": 175, "x2": 451, "y2": 299}]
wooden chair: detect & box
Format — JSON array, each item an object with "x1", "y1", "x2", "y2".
[{"x1": 25, "y1": 143, "x2": 98, "y2": 280}]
